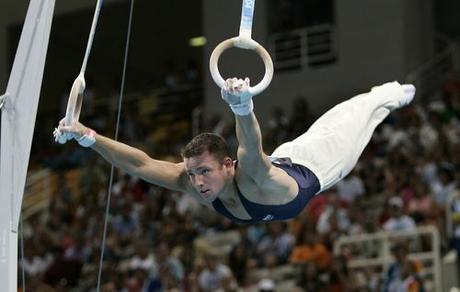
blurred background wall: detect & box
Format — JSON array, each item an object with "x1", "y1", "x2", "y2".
[{"x1": 1, "y1": 0, "x2": 457, "y2": 122}]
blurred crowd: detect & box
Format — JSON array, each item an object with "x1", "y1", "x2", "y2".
[{"x1": 19, "y1": 75, "x2": 460, "y2": 292}]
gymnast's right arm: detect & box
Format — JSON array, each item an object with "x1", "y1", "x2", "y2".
[{"x1": 54, "y1": 121, "x2": 187, "y2": 191}]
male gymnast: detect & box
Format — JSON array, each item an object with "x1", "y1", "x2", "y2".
[{"x1": 54, "y1": 79, "x2": 416, "y2": 223}]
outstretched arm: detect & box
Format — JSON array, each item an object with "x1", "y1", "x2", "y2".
[
  {"x1": 54, "y1": 122, "x2": 186, "y2": 191},
  {"x1": 234, "y1": 113, "x2": 272, "y2": 181},
  {"x1": 221, "y1": 78, "x2": 272, "y2": 182}
]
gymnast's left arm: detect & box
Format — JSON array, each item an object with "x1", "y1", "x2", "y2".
[{"x1": 221, "y1": 78, "x2": 272, "y2": 182}]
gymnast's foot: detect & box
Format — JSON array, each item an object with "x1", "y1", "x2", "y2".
[
  {"x1": 400, "y1": 84, "x2": 416, "y2": 107},
  {"x1": 379, "y1": 83, "x2": 416, "y2": 111}
]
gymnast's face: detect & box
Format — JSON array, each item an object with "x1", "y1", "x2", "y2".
[{"x1": 184, "y1": 151, "x2": 234, "y2": 203}]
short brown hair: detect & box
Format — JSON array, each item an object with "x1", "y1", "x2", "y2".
[{"x1": 181, "y1": 133, "x2": 230, "y2": 162}]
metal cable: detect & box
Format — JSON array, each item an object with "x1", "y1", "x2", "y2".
[
  {"x1": 95, "y1": 0, "x2": 135, "y2": 290},
  {"x1": 20, "y1": 215, "x2": 26, "y2": 292}
]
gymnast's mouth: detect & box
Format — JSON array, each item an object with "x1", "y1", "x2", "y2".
[{"x1": 200, "y1": 189, "x2": 212, "y2": 197}]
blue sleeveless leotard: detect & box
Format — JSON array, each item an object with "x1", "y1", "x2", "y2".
[{"x1": 211, "y1": 158, "x2": 320, "y2": 224}]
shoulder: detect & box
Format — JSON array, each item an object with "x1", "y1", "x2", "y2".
[
  {"x1": 235, "y1": 164, "x2": 299, "y2": 204},
  {"x1": 236, "y1": 159, "x2": 293, "y2": 184}
]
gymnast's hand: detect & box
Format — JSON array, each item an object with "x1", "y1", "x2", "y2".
[
  {"x1": 53, "y1": 119, "x2": 96, "y2": 147},
  {"x1": 221, "y1": 77, "x2": 252, "y2": 105},
  {"x1": 221, "y1": 77, "x2": 254, "y2": 116}
]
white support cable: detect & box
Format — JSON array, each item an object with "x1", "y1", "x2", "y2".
[
  {"x1": 80, "y1": 0, "x2": 104, "y2": 75},
  {"x1": 95, "y1": 0, "x2": 135, "y2": 291}
]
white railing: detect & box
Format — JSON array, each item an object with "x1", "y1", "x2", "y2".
[
  {"x1": 268, "y1": 24, "x2": 337, "y2": 71},
  {"x1": 334, "y1": 226, "x2": 441, "y2": 292},
  {"x1": 446, "y1": 190, "x2": 460, "y2": 240}
]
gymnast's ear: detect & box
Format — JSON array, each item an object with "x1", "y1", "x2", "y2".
[{"x1": 223, "y1": 157, "x2": 233, "y2": 167}]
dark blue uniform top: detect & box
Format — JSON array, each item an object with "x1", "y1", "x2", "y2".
[{"x1": 211, "y1": 158, "x2": 320, "y2": 224}]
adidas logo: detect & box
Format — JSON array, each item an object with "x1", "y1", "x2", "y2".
[{"x1": 262, "y1": 214, "x2": 274, "y2": 221}]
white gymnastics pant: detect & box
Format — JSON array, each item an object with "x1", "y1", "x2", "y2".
[{"x1": 271, "y1": 81, "x2": 411, "y2": 192}]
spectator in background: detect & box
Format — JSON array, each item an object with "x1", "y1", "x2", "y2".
[
  {"x1": 382, "y1": 242, "x2": 424, "y2": 292},
  {"x1": 450, "y1": 190, "x2": 460, "y2": 279},
  {"x1": 289, "y1": 232, "x2": 331, "y2": 269},
  {"x1": 293, "y1": 262, "x2": 325, "y2": 292},
  {"x1": 405, "y1": 178, "x2": 439, "y2": 226},
  {"x1": 256, "y1": 222, "x2": 295, "y2": 267},
  {"x1": 21, "y1": 242, "x2": 53, "y2": 278},
  {"x1": 399, "y1": 260, "x2": 425, "y2": 292},
  {"x1": 43, "y1": 247, "x2": 84, "y2": 289},
  {"x1": 335, "y1": 169, "x2": 365, "y2": 204},
  {"x1": 228, "y1": 240, "x2": 251, "y2": 285},
  {"x1": 416, "y1": 108, "x2": 439, "y2": 153},
  {"x1": 431, "y1": 163, "x2": 457, "y2": 206},
  {"x1": 316, "y1": 192, "x2": 350, "y2": 235},
  {"x1": 145, "y1": 241, "x2": 185, "y2": 291},
  {"x1": 112, "y1": 203, "x2": 140, "y2": 239},
  {"x1": 197, "y1": 253, "x2": 237, "y2": 292},
  {"x1": 127, "y1": 241, "x2": 155, "y2": 272},
  {"x1": 382, "y1": 197, "x2": 416, "y2": 232},
  {"x1": 383, "y1": 243, "x2": 407, "y2": 292},
  {"x1": 258, "y1": 278, "x2": 275, "y2": 292},
  {"x1": 346, "y1": 202, "x2": 367, "y2": 235},
  {"x1": 227, "y1": 224, "x2": 266, "y2": 285}
]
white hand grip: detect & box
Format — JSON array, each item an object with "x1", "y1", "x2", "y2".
[
  {"x1": 209, "y1": 36, "x2": 273, "y2": 96},
  {"x1": 64, "y1": 73, "x2": 86, "y2": 126}
]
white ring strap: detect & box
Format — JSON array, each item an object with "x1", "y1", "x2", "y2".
[
  {"x1": 239, "y1": 0, "x2": 255, "y2": 40},
  {"x1": 209, "y1": 0, "x2": 273, "y2": 96},
  {"x1": 64, "y1": 73, "x2": 85, "y2": 126},
  {"x1": 80, "y1": 0, "x2": 104, "y2": 75},
  {"x1": 63, "y1": 0, "x2": 103, "y2": 126}
]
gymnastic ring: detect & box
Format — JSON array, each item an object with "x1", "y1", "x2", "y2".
[
  {"x1": 64, "y1": 73, "x2": 85, "y2": 126},
  {"x1": 209, "y1": 36, "x2": 273, "y2": 96}
]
